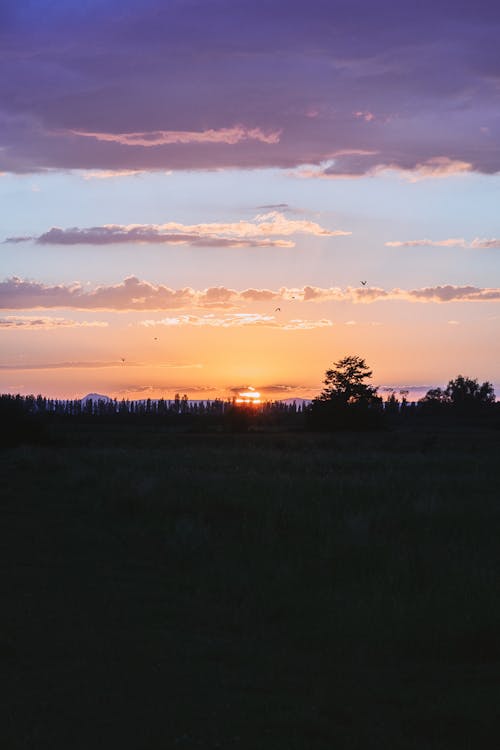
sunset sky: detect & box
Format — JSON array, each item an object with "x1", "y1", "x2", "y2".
[{"x1": 1, "y1": 0, "x2": 500, "y2": 400}]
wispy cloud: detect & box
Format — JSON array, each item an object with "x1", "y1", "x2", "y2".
[
  {"x1": 0, "y1": 316, "x2": 107, "y2": 329},
  {"x1": 63, "y1": 125, "x2": 282, "y2": 147},
  {"x1": 3, "y1": 277, "x2": 500, "y2": 312},
  {"x1": 470, "y1": 238, "x2": 500, "y2": 249},
  {"x1": 397, "y1": 157, "x2": 473, "y2": 182},
  {"x1": 0, "y1": 360, "x2": 128, "y2": 370},
  {"x1": 81, "y1": 169, "x2": 148, "y2": 180},
  {"x1": 387, "y1": 237, "x2": 500, "y2": 248},
  {"x1": 4, "y1": 235, "x2": 35, "y2": 244},
  {"x1": 0, "y1": 360, "x2": 202, "y2": 370},
  {"x1": 386, "y1": 238, "x2": 468, "y2": 248},
  {"x1": 4, "y1": 211, "x2": 346, "y2": 248},
  {"x1": 140, "y1": 314, "x2": 333, "y2": 330}
]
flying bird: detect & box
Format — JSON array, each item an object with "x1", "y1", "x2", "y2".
[
  {"x1": 275, "y1": 307, "x2": 281, "y2": 312},
  {"x1": 360, "y1": 280, "x2": 367, "y2": 286}
]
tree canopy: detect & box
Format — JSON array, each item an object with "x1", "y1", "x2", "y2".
[
  {"x1": 317, "y1": 355, "x2": 380, "y2": 405},
  {"x1": 421, "y1": 376, "x2": 495, "y2": 410}
]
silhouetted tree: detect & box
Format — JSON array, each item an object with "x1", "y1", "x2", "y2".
[
  {"x1": 318, "y1": 355, "x2": 380, "y2": 405},
  {"x1": 420, "y1": 377, "x2": 495, "y2": 414},
  {"x1": 310, "y1": 355, "x2": 382, "y2": 430},
  {"x1": 181, "y1": 394, "x2": 189, "y2": 414},
  {"x1": 419, "y1": 387, "x2": 448, "y2": 409},
  {"x1": 444, "y1": 375, "x2": 495, "y2": 408}
]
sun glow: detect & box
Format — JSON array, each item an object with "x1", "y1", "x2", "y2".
[{"x1": 235, "y1": 386, "x2": 262, "y2": 405}]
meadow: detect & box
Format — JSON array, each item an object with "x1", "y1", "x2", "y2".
[{"x1": 2, "y1": 424, "x2": 500, "y2": 748}]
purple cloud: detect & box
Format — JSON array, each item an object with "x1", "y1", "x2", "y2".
[
  {"x1": 4, "y1": 212, "x2": 345, "y2": 248},
  {"x1": 1, "y1": 1, "x2": 499, "y2": 174}
]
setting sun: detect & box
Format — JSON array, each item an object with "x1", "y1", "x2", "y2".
[{"x1": 235, "y1": 387, "x2": 262, "y2": 404}]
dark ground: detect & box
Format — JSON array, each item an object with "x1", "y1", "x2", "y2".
[{"x1": 2, "y1": 425, "x2": 500, "y2": 748}]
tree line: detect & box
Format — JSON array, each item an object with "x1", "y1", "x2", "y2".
[
  {"x1": 309, "y1": 355, "x2": 497, "y2": 429},
  {"x1": 1, "y1": 355, "x2": 499, "y2": 443}
]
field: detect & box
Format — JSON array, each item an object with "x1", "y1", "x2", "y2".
[{"x1": 2, "y1": 425, "x2": 500, "y2": 749}]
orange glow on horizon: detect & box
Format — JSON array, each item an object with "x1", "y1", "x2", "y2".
[{"x1": 235, "y1": 387, "x2": 261, "y2": 404}]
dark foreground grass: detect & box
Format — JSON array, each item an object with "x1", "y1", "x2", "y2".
[{"x1": 2, "y1": 426, "x2": 500, "y2": 748}]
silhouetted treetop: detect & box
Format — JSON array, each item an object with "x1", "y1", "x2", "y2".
[
  {"x1": 421, "y1": 376, "x2": 495, "y2": 411},
  {"x1": 445, "y1": 375, "x2": 495, "y2": 406},
  {"x1": 317, "y1": 355, "x2": 380, "y2": 405}
]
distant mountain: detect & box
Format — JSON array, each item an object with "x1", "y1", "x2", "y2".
[{"x1": 80, "y1": 393, "x2": 112, "y2": 404}]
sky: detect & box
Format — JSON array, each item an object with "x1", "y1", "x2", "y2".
[{"x1": 1, "y1": 0, "x2": 500, "y2": 400}]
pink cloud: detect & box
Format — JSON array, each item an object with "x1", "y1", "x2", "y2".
[
  {"x1": 3, "y1": 277, "x2": 500, "y2": 312},
  {"x1": 82, "y1": 169, "x2": 148, "y2": 180},
  {"x1": 64, "y1": 125, "x2": 282, "y2": 147}
]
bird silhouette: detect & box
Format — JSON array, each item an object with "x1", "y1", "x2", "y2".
[
  {"x1": 274, "y1": 307, "x2": 281, "y2": 312},
  {"x1": 360, "y1": 280, "x2": 367, "y2": 286}
]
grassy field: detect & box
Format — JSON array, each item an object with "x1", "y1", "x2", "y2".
[{"x1": 2, "y1": 425, "x2": 500, "y2": 748}]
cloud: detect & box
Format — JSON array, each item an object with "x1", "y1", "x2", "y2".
[
  {"x1": 470, "y1": 238, "x2": 500, "y2": 249},
  {"x1": 387, "y1": 237, "x2": 500, "y2": 249},
  {"x1": 401, "y1": 286, "x2": 500, "y2": 303},
  {"x1": 3, "y1": 277, "x2": 500, "y2": 312},
  {"x1": 0, "y1": 359, "x2": 201, "y2": 370},
  {"x1": 82, "y1": 169, "x2": 147, "y2": 180},
  {"x1": 2, "y1": 2, "x2": 500, "y2": 175},
  {"x1": 0, "y1": 360, "x2": 131, "y2": 370},
  {"x1": 4, "y1": 235, "x2": 35, "y2": 244},
  {"x1": 0, "y1": 276, "x2": 199, "y2": 311},
  {"x1": 0, "y1": 316, "x2": 107, "y2": 329},
  {"x1": 140, "y1": 313, "x2": 333, "y2": 330},
  {"x1": 292, "y1": 156, "x2": 473, "y2": 181},
  {"x1": 398, "y1": 158, "x2": 473, "y2": 182},
  {"x1": 386, "y1": 238, "x2": 468, "y2": 248},
  {"x1": 256, "y1": 203, "x2": 290, "y2": 211},
  {"x1": 4, "y1": 212, "x2": 346, "y2": 248},
  {"x1": 32, "y1": 227, "x2": 295, "y2": 249},
  {"x1": 353, "y1": 111, "x2": 375, "y2": 122},
  {"x1": 258, "y1": 383, "x2": 299, "y2": 393},
  {"x1": 63, "y1": 125, "x2": 282, "y2": 147}
]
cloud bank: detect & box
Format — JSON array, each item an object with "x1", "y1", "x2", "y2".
[
  {"x1": 3, "y1": 277, "x2": 500, "y2": 312},
  {"x1": 1, "y1": 1, "x2": 500, "y2": 175}
]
